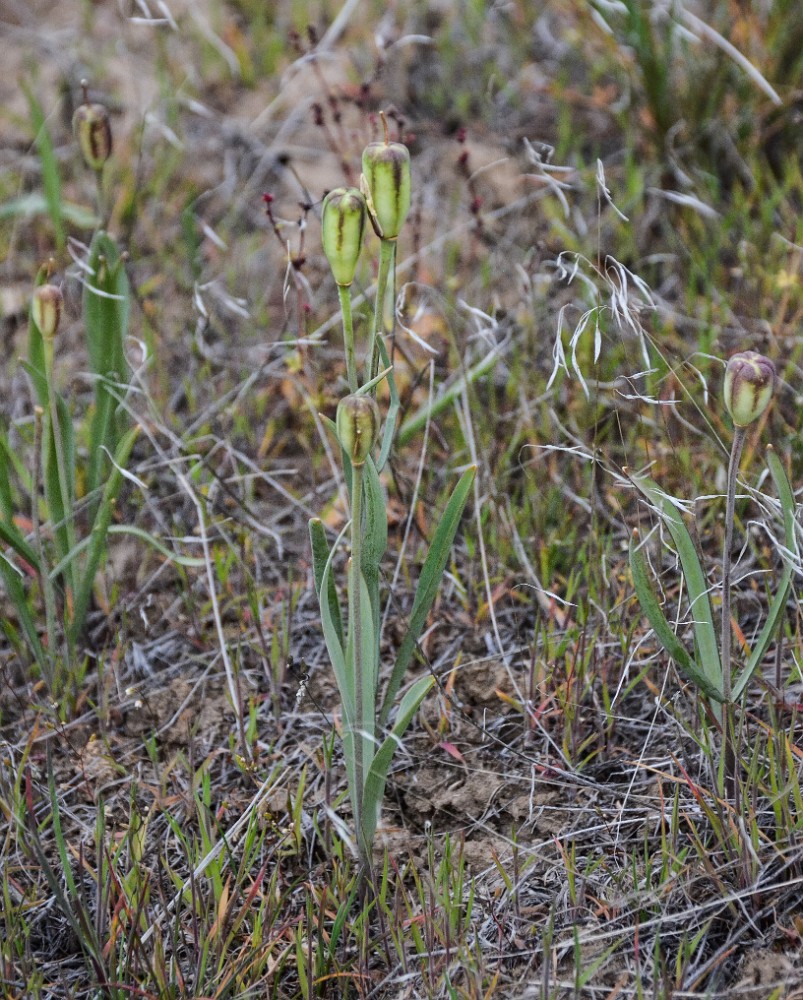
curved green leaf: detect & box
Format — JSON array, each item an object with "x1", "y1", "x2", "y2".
[
  {"x1": 379, "y1": 466, "x2": 475, "y2": 726},
  {"x1": 629, "y1": 472, "x2": 721, "y2": 698},
  {"x1": 630, "y1": 531, "x2": 724, "y2": 703}
]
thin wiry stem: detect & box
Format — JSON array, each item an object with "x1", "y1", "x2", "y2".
[
  {"x1": 348, "y1": 461, "x2": 369, "y2": 874},
  {"x1": 369, "y1": 239, "x2": 395, "y2": 385},
  {"x1": 338, "y1": 283, "x2": 357, "y2": 393},
  {"x1": 722, "y1": 426, "x2": 746, "y2": 805}
]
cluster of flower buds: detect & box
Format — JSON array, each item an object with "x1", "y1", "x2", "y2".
[
  {"x1": 723, "y1": 351, "x2": 777, "y2": 428},
  {"x1": 336, "y1": 394, "x2": 380, "y2": 466},
  {"x1": 321, "y1": 112, "x2": 412, "y2": 285},
  {"x1": 73, "y1": 80, "x2": 112, "y2": 173}
]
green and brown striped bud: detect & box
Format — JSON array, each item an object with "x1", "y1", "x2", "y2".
[
  {"x1": 360, "y1": 118, "x2": 411, "y2": 240},
  {"x1": 73, "y1": 83, "x2": 112, "y2": 172},
  {"x1": 723, "y1": 351, "x2": 776, "y2": 427},
  {"x1": 31, "y1": 283, "x2": 63, "y2": 341},
  {"x1": 336, "y1": 394, "x2": 380, "y2": 467},
  {"x1": 322, "y1": 187, "x2": 366, "y2": 286}
]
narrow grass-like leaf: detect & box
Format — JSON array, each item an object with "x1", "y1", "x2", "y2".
[
  {"x1": 629, "y1": 531, "x2": 724, "y2": 702},
  {"x1": 69, "y1": 425, "x2": 140, "y2": 645},
  {"x1": 379, "y1": 466, "x2": 475, "y2": 726},
  {"x1": 309, "y1": 518, "x2": 344, "y2": 648},
  {"x1": 21, "y1": 359, "x2": 76, "y2": 570},
  {"x1": 319, "y1": 522, "x2": 353, "y2": 723},
  {"x1": 362, "y1": 455, "x2": 386, "y2": 655},
  {"x1": 21, "y1": 80, "x2": 65, "y2": 251},
  {"x1": 733, "y1": 447, "x2": 796, "y2": 700},
  {"x1": 0, "y1": 517, "x2": 40, "y2": 575},
  {"x1": 363, "y1": 675, "x2": 434, "y2": 849},
  {"x1": 628, "y1": 472, "x2": 721, "y2": 696},
  {"x1": 0, "y1": 556, "x2": 45, "y2": 668},
  {"x1": 83, "y1": 231, "x2": 130, "y2": 510}
]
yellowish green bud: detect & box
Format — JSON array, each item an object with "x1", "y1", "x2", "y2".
[
  {"x1": 73, "y1": 84, "x2": 112, "y2": 172},
  {"x1": 723, "y1": 351, "x2": 776, "y2": 427},
  {"x1": 322, "y1": 187, "x2": 366, "y2": 286},
  {"x1": 336, "y1": 394, "x2": 380, "y2": 466},
  {"x1": 32, "y1": 284, "x2": 63, "y2": 340},
  {"x1": 361, "y1": 130, "x2": 411, "y2": 240}
]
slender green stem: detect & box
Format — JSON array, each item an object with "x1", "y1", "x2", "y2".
[
  {"x1": 349, "y1": 462, "x2": 369, "y2": 870},
  {"x1": 369, "y1": 239, "x2": 396, "y2": 386},
  {"x1": 338, "y1": 284, "x2": 357, "y2": 393},
  {"x1": 94, "y1": 169, "x2": 107, "y2": 231},
  {"x1": 721, "y1": 426, "x2": 745, "y2": 805},
  {"x1": 722, "y1": 427, "x2": 746, "y2": 704},
  {"x1": 32, "y1": 408, "x2": 57, "y2": 689},
  {"x1": 45, "y1": 361, "x2": 79, "y2": 627}
]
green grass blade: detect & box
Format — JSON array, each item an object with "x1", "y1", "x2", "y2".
[
  {"x1": 0, "y1": 556, "x2": 46, "y2": 669},
  {"x1": 83, "y1": 231, "x2": 130, "y2": 506},
  {"x1": 629, "y1": 471, "x2": 722, "y2": 696},
  {"x1": 379, "y1": 465, "x2": 475, "y2": 726},
  {"x1": 21, "y1": 80, "x2": 65, "y2": 252},
  {"x1": 318, "y1": 522, "x2": 353, "y2": 723},
  {"x1": 733, "y1": 447, "x2": 796, "y2": 700},
  {"x1": 309, "y1": 518, "x2": 344, "y2": 649},
  {"x1": 362, "y1": 455, "x2": 386, "y2": 661},
  {"x1": 629, "y1": 531, "x2": 724, "y2": 703},
  {"x1": 69, "y1": 425, "x2": 139, "y2": 645},
  {"x1": 363, "y1": 675, "x2": 434, "y2": 849}
]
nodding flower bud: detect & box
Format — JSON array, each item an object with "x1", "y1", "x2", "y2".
[
  {"x1": 336, "y1": 394, "x2": 380, "y2": 467},
  {"x1": 73, "y1": 83, "x2": 112, "y2": 172},
  {"x1": 322, "y1": 187, "x2": 366, "y2": 286},
  {"x1": 360, "y1": 122, "x2": 411, "y2": 240},
  {"x1": 723, "y1": 351, "x2": 777, "y2": 428},
  {"x1": 31, "y1": 284, "x2": 63, "y2": 340}
]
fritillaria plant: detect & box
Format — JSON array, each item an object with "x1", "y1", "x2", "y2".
[
  {"x1": 629, "y1": 351, "x2": 792, "y2": 802},
  {"x1": 310, "y1": 120, "x2": 474, "y2": 878}
]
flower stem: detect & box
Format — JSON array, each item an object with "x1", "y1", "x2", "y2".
[
  {"x1": 722, "y1": 427, "x2": 746, "y2": 703},
  {"x1": 369, "y1": 238, "x2": 396, "y2": 386},
  {"x1": 338, "y1": 284, "x2": 357, "y2": 393},
  {"x1": 349, "y1": 461, "x2": 369, "y2": 870},
  {"x1": 722, "y1": 426, "x2": 746, "y2": 804}
]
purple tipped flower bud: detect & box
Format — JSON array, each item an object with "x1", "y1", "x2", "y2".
[
  {"x1": 360, "y1": 118, "x2": 411, "y2": 240},
  {"x1": 31, "y1": 284, "x2": 63, "y2": 340},
  {"x1": 322, "y1": 187, "x2": 366, "y2": 286},
  {"x1": 336, "y1": 394, "x2": 380, "y2": 466},
  {"x1": 723, "y1": 351, "x2": 776, "y2": 427},
  {"x1": 73, "y1": 85, "x2": 112, "y2": 172}
]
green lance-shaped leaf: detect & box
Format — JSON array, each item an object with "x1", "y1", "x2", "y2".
[
  {"x1": 362, "y1": 674, "x2": 434, "y2": 851},
  {"x1": 83, "y1": 230, "x2": 130, "y2": 512},
  {"x1": 733, "y1": 447, "x2": 795, "y2": 700},
  {"x1": 362, "y1": 455, "x2": 387, "y2": 660},
  {"x1": 629, "y1": 531, "x2": 724, "y2": 703},
  {"x1": 318, "y1": 521, "x2": 354, "y2": 725},
  {"x1": 309, "y1": 518, "x2": 344, "y2": 649},
  {"x1": 356, "y1": 568, "x2": 378, "y2": 772},
  {"x1": 0, "y1": 553, "x2": 46, "y2": 669},
  {"x1": 21, "y1": 359, "x2": 76, "y2": 571},
  {"x1": 628, "y1": 471, "x2": 722, "y2": 698},
  {"x1": 69, "y1": 424, "x2": 140, "y2": 645},
  {"x1": 379, "y1": 465, "x2": 475, "y2": 726}
]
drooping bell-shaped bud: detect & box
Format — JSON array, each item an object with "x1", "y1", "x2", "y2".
[
  {"x1": 32, "y1": 284, "x2": 63, "y2": 340},
  {"x1": 360, "y1": 115, "x2": 411, "y2": 240},
  {"x1": 322, "y1": 187, "x2": 366, "y2": 286},
  {"x1": 73, "y1": 81, "x2": 112, "y2": 172},
  {"x1": 336, "y1": 394, "x2": 380, "y2": 467},
  {"x1": 723, "y1": 351, "x2": 776, "y2": 427}
]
